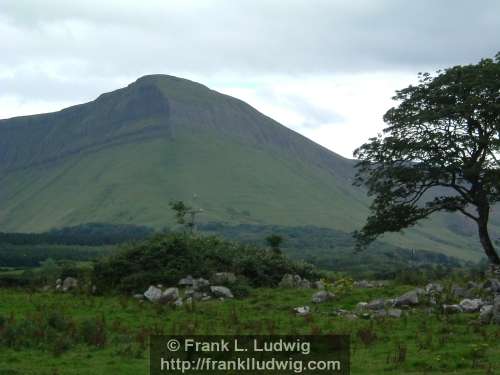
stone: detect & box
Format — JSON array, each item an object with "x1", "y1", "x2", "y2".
[
  {"x1": 178, "y1": 275, "x2": 195, "y2": 287},
  {"x1": 387, "y1": 309, "x2": 403, "y2": 318},
  {"x1": 344, "y1": 313, "x2": 358, "y2": 321},
  {"x1": 482, "y1": 279, "x2": 500, "y2": 294},
  {"x1": 479, "y1": 305, "x2": 493, "y2": 324},
  {"x1": 425, "y1": 283, "x2": 443, "y2": 294},
  {"x1": 193, "y1": 278, "x2": 210, "y2": 291},
  {"x1": 299, "y1": 279, "x2": 311, "y2": 289},
  {"x1": 393, "y1": 290, "x2": 419, "y2": 307},
  {"x1": 355, "y1": 302, "x2": 368, "y2": 311},
  {"x1": 459, "y1": 298, "x2": 484, "y2": 313},
  {"x1": 443, "y1": 304, "x2": 463, "y2": 314},
  {"x1": 174, "y1": 298, "x2": 183, "y2": 307},
  {"x1": 201, "y1": 296, "x2": 212, "y2": 301},
  {"x1": 210, "y1": 286, "x2": 234, "y2": 299},
  {"x1": 372, "y1": 310, "x2": 388, "y2": 318},
  {"x1": 366, "y1": 299, "x2": 386, "y2": 310},
  {"x1": 160, "y1": 287, "x2": 179, "y2": 303},
  {"x1": 492, "y1": 295, "x2": 500, "y2": 325},
  {"x1": 62, "y1": 277, "x2": 78, "y2": 292},
  {"x1": 133, "y1": 293, "x2": 145, "y2": 300},
  {"x1": 144, "y1": 286, "x2": 163, "y2": 302},
  {"x1": 279, "y1": 274, "x2": 302, "y2": 288},
  {"x1": 311, "y1": 291, "x2": 335, "y2": 304},
  {"x1": 293, "y1": 306, "x2": 310, "y2": 316},
  {"x1": 355, "y1": 280, "x2": 374, "y2": 288},
  {"x1": 212, "y1": 272, "x2": 237, "y2": 284}
]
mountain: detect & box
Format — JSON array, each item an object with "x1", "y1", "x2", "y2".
[{"x1": 0, "y1": 75, "x2": 490, "y2": 261}]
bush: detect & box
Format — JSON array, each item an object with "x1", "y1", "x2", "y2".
[{"x1": 92, "y1": 233, "x2": 320, "y2": 293}]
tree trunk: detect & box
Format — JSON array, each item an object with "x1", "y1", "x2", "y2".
[{"x1": 477, "y1": 212, "x2": 500, "y2": 265}]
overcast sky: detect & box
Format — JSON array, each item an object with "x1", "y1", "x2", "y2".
[{"x1": 1, "y1": 0, "x2": 499, "y2": 158}]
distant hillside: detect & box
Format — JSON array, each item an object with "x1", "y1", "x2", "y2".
[{"x1": 0, "y1": 75, "x2": 492, "y2": 261}]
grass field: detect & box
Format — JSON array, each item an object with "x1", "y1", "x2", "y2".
[{"x1": 0, "y1": 285, "x2": 498, "y2": 374}]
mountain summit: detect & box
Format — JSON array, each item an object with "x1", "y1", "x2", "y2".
[{"x1": 0, "y1": 75, "x2": 487, "y2": 260}]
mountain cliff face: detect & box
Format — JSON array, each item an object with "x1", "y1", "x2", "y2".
[{"x1": 0, "y1": 75, "x2": 488, "y2": 261}]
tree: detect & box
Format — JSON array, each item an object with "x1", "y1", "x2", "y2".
[
  {"x1": 169, "y1": 200, "x2": 202, "y2": 233},
  {"x1": 353, "y1": 53, "x2": 500, "y2": 265},
  {"x1": 266, "y1": 234, "x2": 283, "y2": 255}
]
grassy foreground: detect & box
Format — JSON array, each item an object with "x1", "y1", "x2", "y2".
[{"x1": 0, "y1": 285, "x2": 499, "y2": 375}]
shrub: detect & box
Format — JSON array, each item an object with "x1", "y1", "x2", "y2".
[{"x1": 92, "y1": 233, "x2": 320, "y2": 293}]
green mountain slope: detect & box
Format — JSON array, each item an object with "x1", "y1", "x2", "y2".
[{"x1": 0, "y1": 75, "x2": 491, "y2": 261}]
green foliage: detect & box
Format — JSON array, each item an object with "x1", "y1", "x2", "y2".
[
  {"x1": 354, "y1": 52, "x2": 500, "y2": 264},
  {"x1": 265, "y1": 234, "x2": 283, "y2": 254},
  {"x1": 323, "y1": 276, "x2": 354, "y2": 297},
  {"x1": 92, "y1": 232, "x2": 319, "y2": 293},
  {"x1": 0, "y1": 223, "x2": 154, "y2": 246}
]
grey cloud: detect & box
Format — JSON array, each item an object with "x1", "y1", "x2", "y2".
[{"x1": 0, "y1": 0, "x2": 499, "y2": 103}]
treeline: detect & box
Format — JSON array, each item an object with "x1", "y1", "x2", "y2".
[
  {"x1": 198, "y1": 222, "x2": 468, "y2": 278},
  {"x1": 0, "y1": 223, "x2": 154, "y2": 246},
  {"x1": 0, "y1": 244, "x2": 115, "y2": 268}
]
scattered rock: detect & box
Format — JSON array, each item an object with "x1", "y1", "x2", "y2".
[
  {"x1": 212, "y1": 272, "x2": 237, "y2": 284},
  {"x1": 393, "y1": 290, "x2": 420, "y2": 307},
  {"x1": 299, "y1": 279, "x2": 312, "y2": 289},
  {"x1": 355, "y1": 302, "x2": 368, "y2": 312},
  {"x1": 311, "y1": 291, "x2": 335, "y2": 304},
  {"x1": 193, "y1": 278, "x2": 210, "y2": 291},
  {"x1": 366, "y1": 299, "x2": 386, "y2": 310},
  {"x1": 387, "y1": 308, "x2": 403, "y2": 318},
  {"x1": 482, "y1": 279, "x2": 500, "y2": 294},
  {"x1": 344, "y1": 313, "x2": 358, "y2": 321},
  {"x1": 459, "y1": 298, "x2": 484, "y2": 313},
  {"x1": 133, "y1": 293, "x2": 145, "y2": 300},
  {"x1": 160, "y1": 287, "x2": 179, "y2": 303},
  {"x1": 425, "y1": 283, "x2": 443, "y2": 294},
  {"x1": 279, "y1": 274, "x2": 303, "y2": 288},
  {"x1": 210, "y1": 286, "x2": 234, "y2": 299},
  {"x1": 354, "y1": 280, "x2": 373, "y2": 288},
  {"x1": 62, "y1": 277, "x2": 78, "y2": 292},
  {"x1": 293, "y1": 306, "x2": 310, "y2": 316},
  {"x1": 178, "y1": 275, "x2": 195, "y2": 287},
  {"x1": 144, "y1": 286, "x2": 163, "y2": 302},
  {"x1": 479, "y1": 305, "x2": 493, "y2": 324},
  {"x1": 174, "y1": 298, "x2": 183, "y2": 307},
  {"x1": 492, "y1": 295, "x2": 500, "y2": 325}
]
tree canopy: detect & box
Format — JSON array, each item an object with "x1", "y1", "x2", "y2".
[{"x1": 354, "y1": 53, "x2": 500, "y2": 265}]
